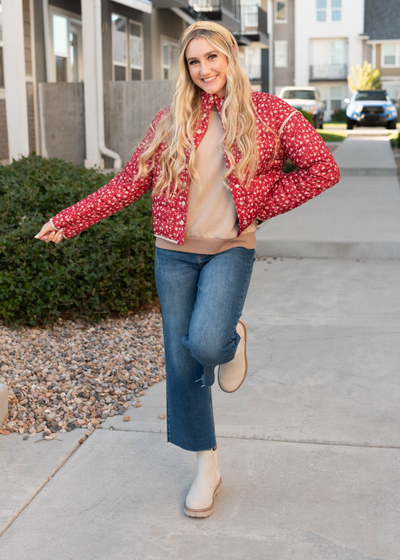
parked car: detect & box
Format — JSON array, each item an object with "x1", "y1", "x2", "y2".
[
  {"x1": 345, "y1": 90, "x2": 398, "y2": 129},
  {"x1": 278, "y1": 86, "x2": 325, "y2": 129}
]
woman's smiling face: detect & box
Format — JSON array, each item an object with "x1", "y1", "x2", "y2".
[{"x1": 185, "y1": 37, "x2": 228, "y2": 98}]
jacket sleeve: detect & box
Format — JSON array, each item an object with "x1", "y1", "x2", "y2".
[
  {"x1": 50, "y1": 108, "x2": 167, "y2": 239},
  {"x1": 256, "y1": 100, "x2": 341, "y2": 223}
]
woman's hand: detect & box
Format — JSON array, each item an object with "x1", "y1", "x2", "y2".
[{"x1": 34, "y1": 221, "x2": 64, "y2": 244}]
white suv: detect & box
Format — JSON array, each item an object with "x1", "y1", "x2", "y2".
[{"x1": 278, "y1": 86, "x2": 325, "y2": 129}]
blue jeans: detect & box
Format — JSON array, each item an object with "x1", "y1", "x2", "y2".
[{"x1": 154, "y1": 246, "x2": 256, "y2": 452}]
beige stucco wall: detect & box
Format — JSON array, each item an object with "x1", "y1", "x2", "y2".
[{"x1": 375, "y1": 44, "x2": 400, "y2": 76}]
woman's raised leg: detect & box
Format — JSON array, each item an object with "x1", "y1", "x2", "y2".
[{"x1": 181, "y1": 247, "x2": 256, "y2": 388}]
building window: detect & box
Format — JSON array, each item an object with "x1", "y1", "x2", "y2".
[
  {"x1": 112, "y1": 14, "x2": 143, "y2": 81},
  {"x1": 330, "y1": 86, "x2": 342, "y2": 111},
  {"x1": 129, "y1": 21, "x2": 143, "y2": 80},
  {"x1": 310, "y1": 39, "x2": 347, "y2": 79},
  {"x1": 317, "y1": 0, "x2": 341, "y2": 22},
  {"x1": 162, "y1": 39, "x2": 179, "y2": 80},
  {"x1": 50, "y1": 9, "x2": 83, "y2": 83},
  {"x1": 383, "y1": 81, "x2": 400, "y2": 106},
  {"x1": 0, "y1": 1, "x2": 4, "y2": 88},
  {"x1": 316, "y1": 0, "x2": 327, "y2": 22},
  {"x1": 382, "y1": 43, "x2": 400, "y2": 67},
  {"x1": 331, "y1": 0, "x2": 341, "y2": 21},
  {"x1": 274, "y1": 41, "x2": 287, "y2": 68},
  {"x1": 244, "y1": 47, "x2": 262, "y2": 80},
  {"x1": 275, "y1": 0, "x2": 287, "y2": 22},
  {"x1": 318, "y1": 85, "x2": 344, "y2": 118}
]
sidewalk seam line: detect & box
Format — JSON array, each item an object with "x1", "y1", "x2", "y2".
[
  {"x1": 104, "y1": 428, "x2": 400, "y2": 450},
  {"x1": 0, "y1": 435, "x2": 88, "y2": 538}
]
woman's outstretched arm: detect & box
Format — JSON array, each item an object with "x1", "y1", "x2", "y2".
[
  {"x1": 256, "y1": 104, "x2": 341, "y2": 223},
  {"x1": 35, "y1": 107, "x2": 167, "y2": 241}
]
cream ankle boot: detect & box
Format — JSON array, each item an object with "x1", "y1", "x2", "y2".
[
  {"x1": 218, "y1": 319, "x2": 248, "y2": 393},
  {"x1": 184, "y1": 444, "x2": 222, "y2": 518}
]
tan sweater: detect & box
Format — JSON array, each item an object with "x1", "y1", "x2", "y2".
[{"x1": 155, "y1": 104, "x2": 257, "y2": 254}]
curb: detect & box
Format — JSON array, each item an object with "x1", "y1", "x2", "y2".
[
  {"x1": 0, "y1": 384, "x2": 9, "y2": 427},
  {"x1": 255, "y1": 240, "x2": 400, "y2": 260},
  {"x1": 338, "y1": 168, "x2": 398, "y2": 176}
]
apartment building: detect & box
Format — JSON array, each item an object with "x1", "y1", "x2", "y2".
[
  {"x1": 363, "y1": 0, "x2": 400, "y2": 106},
  {"x1": 0, "y1": 0, "x2": 270, "y2": 166},
  {"x1": 294, "y1": 0, "x2": 364, "y2": 120}
]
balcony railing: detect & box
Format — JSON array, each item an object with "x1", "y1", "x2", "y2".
[
  {"x1": 188, "y1": 0, "x2": 239, "y2": 18},
  {"x1": 309, "y1": 64, "x2": 348, "y2": 81},
  {"x1": 241, "y1": 5, "x2": 267, "y2": 36}
]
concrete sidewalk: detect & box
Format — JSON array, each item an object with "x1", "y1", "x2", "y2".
[
  {"x1": 1, "y1": 135, "x2": 399, "y2": 559},
  {"x1": 0, "y1": 258, "x2": 399, "y2": 559},
  {"x1": 256, "y1": 136, "x2": 400, "y2": 259}
]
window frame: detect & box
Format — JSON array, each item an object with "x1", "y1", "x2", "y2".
[
  {"x1": 274, "y1": 40, "x2": 288, "y2": 68},
  {"x1": 381, "y1": 43, "x2": 400, "y2": 68},
  {"x1": 161, "y1": 36, "x2": 180, "y2": 81},
  {"x1": 129, "y1": 19, "x2": 144, "y2": 80},
  {"x1": 331, "y1": 0, "x2": 342, "y2": 21},
  {"x1": 112, "y1": 12, "x2": 144, "y2": 82},
  {"x1": 275, "y1": 0, "x2": 287, "y2": 23},
  {"x1": 316, "y1": 0, "x2": 327, "y2": 22},
  {"x1": 49, "y1": 6, "x2": 83, "y2": 83},
  {"x1": 316, "y1": 0, "x2": 342, "y2": 23}
]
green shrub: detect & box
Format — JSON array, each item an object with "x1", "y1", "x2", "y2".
[
  {"x1": 282, "y1": 159, "x2": 298, "y2": 173},
  {"x1": 0, "y1": 154, "x2": 157, "y2": 327},
  {"x1": 298, "y1": 109, "x2": 314, "y2": 125},
  {"x1": 330, "y1": 108, "x2": 347, "y2": 123}
]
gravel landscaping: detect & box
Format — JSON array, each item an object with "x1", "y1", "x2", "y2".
[{"x1": 0, "y1": 306, "x2": 166, "y2": 439}]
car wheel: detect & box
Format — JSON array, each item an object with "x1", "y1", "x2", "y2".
[
  {"x1": 346, "y1": 118, "x2": 354, "y2": 130},
  {"x1": 386, "y1": 119, "x2": 397, "y2": 130},
  {"x1": 319, "y1": 119, "x2": 324, "y2": 129}
]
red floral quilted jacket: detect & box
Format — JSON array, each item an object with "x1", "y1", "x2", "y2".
[{"x1": 51, "y1": 89, "x2": 340, "y2": 244}]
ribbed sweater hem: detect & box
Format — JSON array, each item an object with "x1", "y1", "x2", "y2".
[{"x1": 155, "y1": 232, "x2": 256, "y2": 254}]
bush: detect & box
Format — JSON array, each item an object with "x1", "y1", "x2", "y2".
[
  {"x1": 0, "y1": 154, "x2": 157, "y2": 327},
  {"x1": 282, "y1": 159, "x2": 298, "y2": 173},
  {"x1": 330, "y1": 108, "x2": 347, "y2": 123},
  {"x1": 298, "y1": 109, "x2": 314, "y2": 125}
]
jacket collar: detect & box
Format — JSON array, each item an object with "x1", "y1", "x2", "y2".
[{"x1": 200, "y1": 88, "x2": 225, "y2": 111}]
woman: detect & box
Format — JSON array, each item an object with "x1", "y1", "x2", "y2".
[{"x1": 35, "y1": 21, "x2": 340, "y2": 518}]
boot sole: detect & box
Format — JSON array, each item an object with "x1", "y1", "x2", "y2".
[
  {"x1": 183, "y1": 476, "x2": 222, "y2": 518},
  {"x1": 218, "y1": 319, "x2": 248, "y2": 393}
]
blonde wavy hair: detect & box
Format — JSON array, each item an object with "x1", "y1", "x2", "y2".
[{"x1": 133, "y1": 27, "x2": 277, "y2": 199}]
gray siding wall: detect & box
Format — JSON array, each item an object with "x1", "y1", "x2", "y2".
[
  {"x1": 104, "y1": 80, "x2": 174, "y2": 167},
  {"x1": 40, "y1": 83, "x2": 86, "y2": 165},
  {"x1": 39, "y1": 81, "x2": 175, "y2": 168},
  {"x1": 273, "y1": 0, "x2": 295, "y2": 92}
]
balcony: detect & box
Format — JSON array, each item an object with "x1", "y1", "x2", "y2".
[
  {"x1": 240, "y1": 5, "x2": 268, "y2": 46},
  {"x1": 151, "y1": 0, "x2": 189, "y2": 8},
  {"x1": 309, "y1": 64, "x2": 348, "y2": 81},
  {"x1": 188, "y1": 0, "x2": 241, "y2": 32}
]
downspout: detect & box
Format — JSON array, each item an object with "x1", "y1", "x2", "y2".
[{"x1": 93, "y1": 0, "x2": 122, "y2": 170}]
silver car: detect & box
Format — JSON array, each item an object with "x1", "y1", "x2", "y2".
[{"x1": 278, "y1": 86, "x2": 325, "y2": 129}]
